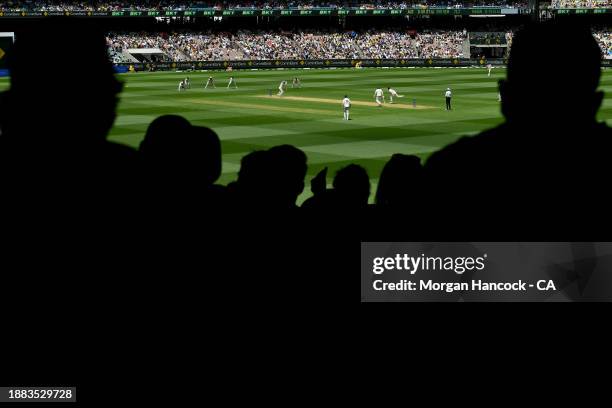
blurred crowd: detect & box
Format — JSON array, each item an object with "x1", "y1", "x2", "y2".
[
  {"x1": 470, "y1": 32, "x2": 508, "y2": 45},
  {"x1": 9, "y1": 0, "x2": 612, "y2": 10},
  {"x1": 107, "y1": 29, "x2": 612, "y2": 62},
  {"x1": 108, "y1": 33, "x2": 194, "y2": 61},
  {"x1": 549, "y1": 0, "x2": 611, "y2": 7},
  {"x1": 594, "y1": 30, "x2": 612, "y2": 58},
  {"x1": 107, "y1": 29, "x2": 468, "y2": 62},
  {"x1": 0, "y1": 0, "x2": 530, "y2": 11}
]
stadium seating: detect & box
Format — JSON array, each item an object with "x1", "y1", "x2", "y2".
[
  {"x1": 0, "y1": 1, "x2": 530, "y2": 11},
  {"x1": 550, "y1": 0, "x2": 611, "y2": 8},
  {"x1": 594, "y1": 30, "x2": 611, "y2": 58},
  {"x1": 107, "y1": 29, "x2": 468, "y2": 61},
  {"x1": 106, "y1": 29, "x2": 612, "y2": 62}
]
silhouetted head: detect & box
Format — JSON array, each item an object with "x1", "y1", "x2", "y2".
[
  {"x1": 237, "y1": 150, "x2": 271, "y2": 194},
  {"x1": 140, "y1": 116, "x2": 221, "y2": 185},
  {"x1": 375, "y1": 154, "x2": 422, "y2": 207},
  {"x1": 333, "y1": 164, "x2": 370, "y2": 208},
  {"x1": 140, "y1": 115, "x2": 192, "y2": 157},
  {"x1": 267, "y1": 144, "x2": 307, "y2": 208},
  {"x1": 191, "y1": 126, "x2": 222, "y2": 184},
  {"x1": 500, "y1": 21, "x2": 603, "y2": 126},
  {"x1": 3, "y1": 18, "x2": 122, "y2": 142}
]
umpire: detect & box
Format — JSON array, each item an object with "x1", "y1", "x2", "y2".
[{"x1": 445, "y1": 87, "x2": 452, "y2": 110}]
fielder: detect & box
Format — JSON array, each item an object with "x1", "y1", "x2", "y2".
[
  {"x1": 227, "y1": 76, "x2": 238, "y2": 89},
  {"x1": 185, "y1": 77, "x2": 191, "y2": 89},
  {"x1": 205, "y1": 76, "x2": 215, "y2": 89},
  {"x1": 374, "y1": 87, "x2": 385, "y2": 106},
  {"x1": 388, "y1": 88, "x2": 404, "y2": 104},
  {"x1": 342, "y1": 95, "x2": 351, "y2": 121},
  {"x1": 292, "y1": 77, "x2": 301, "y2": 88},
  {"x1": 278, "y1": 80, "x2": 288, "y2": 96},
  {"x1": 487, "y1": 63, "x2": 493, "y2": 77},
  {"x1": 178, "y1": 80, "x2": 186, "y2": 92}
]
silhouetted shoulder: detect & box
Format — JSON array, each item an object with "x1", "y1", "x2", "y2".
[
  {"x1": 103, "y1": 141, "x2": 139, "y2": 160},
  {"x1": 425, "y1": 124, "x2": 506, "y2": 172}
]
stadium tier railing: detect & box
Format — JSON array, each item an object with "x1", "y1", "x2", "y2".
[
  {"x1": 555, "y1": 7, "x2": 612, "y2": 13},
  {"x1": 0, "y1": 7, "x2": 530, "y2": 17},
  {"x1": 4, "y1": 7, "x2": 612, "y2": 17},
  {"x1": 112, "y1": 58, "x2": 612, "y2": 72},
  {"x1": 4, "y1": 9, "x2": 612, "y2": 17},
  {"x1": 115, "y1": 58, "x2": 507, "y2": 72}
]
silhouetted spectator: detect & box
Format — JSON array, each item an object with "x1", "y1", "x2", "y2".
[
  {"x1": 333, "y1": 164, "x2": 371, "y2": 209},
  {"x1": 424, "y1": 20, "x2": 612, "y2": 240},
  {"x1": 267, "y1": 144, "x2": 307, "y2": 210},
  {"x1": 375, "y1": 154, "x2": 422, "y2": 208},
  {"x1": 230, "y1": 149, "x2": 272, "y2": 209},
  {"x1": 303, "y1": 164, "x2": 370, "y2": 211},
  {"x1": 139, "y1": 114, "x2": 192, "y2": 182},
  {"x1": 231, "y1": 145, "x2": 306, "y2": 211},
  {"x1": 140, "y1": 115, "x2": 192, "y2": 154},
  {"x1": 0, "y1": 19, "x2": 142, "y2": 378},
  {"x1": 191, "y1": 126, "x2": 222, "y2": 186},
  {"x1": 139, "y1": 115, "x2": 225, "y2": 206},
  {"x1": 310, "y1": 167, "x2": 328, "y2": 197},
  {"x1": 0, "y1": 19, "x2": 137, "y2": 197}
]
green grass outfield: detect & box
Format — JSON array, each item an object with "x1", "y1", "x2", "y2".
[{"x1": 2, "y1": 67, "x2": 612, "y2": 203}]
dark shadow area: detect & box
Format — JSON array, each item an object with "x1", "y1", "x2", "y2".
[
  {"x1": 422, "y1": 20, "x2": 611, "y2": 241},
  {"x1": 1, "y1": 17, "x2": 611, "y2": 396}
]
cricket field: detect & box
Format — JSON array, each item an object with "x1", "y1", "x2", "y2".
[{"x1": 2, "y1": 67, "x2": 611, "y2": 203}]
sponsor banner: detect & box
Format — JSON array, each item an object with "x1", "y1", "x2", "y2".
[
  {"x1": 556, "y1": 8, "x2": 611, "y2": 14},
  {"x1": 361, "y1": 242, "x2": 612, "y2": 302},
  {"x1": 116, "y1": 59, "x2": 506, "y2": 71},
  {"x1": 0, "y1": 7, "x2": 529, "y2": 18}
]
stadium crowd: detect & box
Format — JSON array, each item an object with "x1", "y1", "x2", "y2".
[
  {"x1": 549, "y1": 0, "x2": 611, "y2": 8},
  {"x1": 470, "y1": 32, "x2": 508, "y2": 45},
  {"x1": 107, "y1": 29, "x2": 612, "y2": 62},
  {"x1": 0, "y1": 0, "x2": 530, "y2": 11},
  {"x1": 107, "y1": 29, "x2": 468, "y2": 62},
  {"x1": 9, "y1": 0, "x2": 612, "y2": 10},
  {"x1": 594, "y1": 30, "x2": 612, "y2": 58}
]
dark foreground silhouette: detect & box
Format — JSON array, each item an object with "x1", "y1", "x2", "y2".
[
  {"x1": 1, "y1": 19, "x2": 611, "y2": 393},
  {"x1": 139, "y1": 114, "x2": 227, "y2": 207},
  {"x1": 424, "y1": 20, "x2": 612, "y2": 240}
]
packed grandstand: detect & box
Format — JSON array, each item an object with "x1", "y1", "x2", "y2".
[
  {"x1": 6, "y1": 0, "x2": 612, "y2": 11},
  {"x1": 1, "y1": 1, "x2": 610, "y2": 62},
  {"x1": 1, "y1": 0, "x2": 612, "y2": 11},
  {"x1": 105, "y1": 28, "x2": 610, "y2": 62},
  {"x1": 106, "y1": 30, "x2": 468, "y2": 62},
  {"x1": 0, "y1": 1, "x2": 532, "y2": 11}
]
